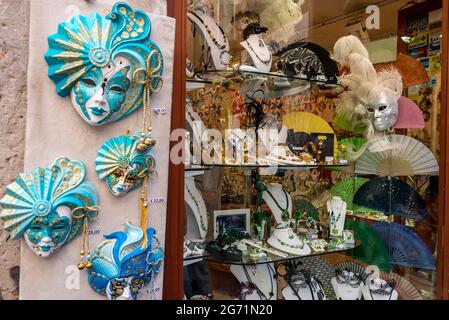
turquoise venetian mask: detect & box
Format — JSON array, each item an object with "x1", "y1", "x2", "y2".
[
  {"x1": 88, "y1": 223, "x2": 163, "y2": 300},
  {"x1": 96, "y1": 132, "x2": 156, "y2": 196},
  {"x1": 0, "y1": 158, "x2": 98, "y2": 258},
  {"x1": 45, "y1": 2, "x2": 163, "y2": 126}
]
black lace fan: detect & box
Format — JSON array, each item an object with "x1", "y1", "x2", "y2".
[{"x1": 275, "y1": 42, "x2": 339, "y2": 83}]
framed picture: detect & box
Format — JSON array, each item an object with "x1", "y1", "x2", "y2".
[{"x1": 213, "y1": 209, "x2": 251, "y2": 239}]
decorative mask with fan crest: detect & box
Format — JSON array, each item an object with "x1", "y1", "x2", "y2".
[
  {"x1": 45, "y1": 2, "x2": 163, "y2": 126},
  {"x1": 0, "y1": 158, "x2": 98, "y2": 257},
  {"x1": 96, "y1": 131, "x2": 156, "y2": 197}
]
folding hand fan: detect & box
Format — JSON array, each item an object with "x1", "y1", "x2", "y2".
[
  {"x1": 372, "y1": 222, "x2": 436, "y2": 270},
  {"x1": 293, "y1": 199, "x2": 319, "y2": 220},
  {"x1": 379, "y1": 271, "x2": 423, "y2": 300},
  {"x1": 334, "y1": 261, "x2": 370, "y2": 283},
  {"x1": 394, "y1": 97, "x2": 425, "y2": 129},
  {"x1": 375, "y1": 53, "x2": 429, "y2": 88},
  {"x1": 338, "y1": 137, "x2": 367, "y2": 161},
  {"x1": 332, "y1": 110, "x2": 367, "y2": 134},
  {"x1": 353, "y1": 177, "x2": 428, "y2": 220},
  {"x1": 330, "y1": 177, "x2": 371, "y2": 212},
  {"x1": 283, "y1": 112, "x2": 337, "y2": 157},
  {"x1": 344, "y1": 219, "x2": 392, "y2": 271},
  {"x1": 355, "y1": 134, "x2": 439, "y2": 176}
]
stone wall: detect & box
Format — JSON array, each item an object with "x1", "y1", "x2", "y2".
[{"x1": 0, "y1": 0, "x2": 30, "y2": 300}]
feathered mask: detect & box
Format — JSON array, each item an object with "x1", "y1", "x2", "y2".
[{"x1": 332, "y1": 35, "x2": 403, "y2": 135}]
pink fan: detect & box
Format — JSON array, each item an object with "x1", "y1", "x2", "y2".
[{"x1": 394, "y1": 96, "x2": 425, "y2": 129}]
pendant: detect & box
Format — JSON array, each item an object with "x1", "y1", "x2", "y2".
[
  {"x1": 281, "y1": 210, "x2": 290, "y2": 222},
  {"x1": 259, "y1": 39, "x2": 264, "y2": 47}
]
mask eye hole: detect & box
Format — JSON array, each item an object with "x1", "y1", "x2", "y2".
[
  {"x1": 110, "y1": 85, "x2": 125, "y2": 93},
  {"x1": 378, "y1": 105, "x2": 387, "y2": 111},
  {"x1": 111, "y1": 168, "x2": 124, "y2": 179},
  {"x1": 80, "y1": 78, "x2": 96, "y2": 86},
  {"x1": 367, "y1": 107, "x2": 375, "y2": 113},
  {"x1": 125, "y1": 174, "x2": 137, "y2": 183}
]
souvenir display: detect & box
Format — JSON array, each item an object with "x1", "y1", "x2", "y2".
[
  {"x1": 355, "y1": 135, "x2": 439, "y2": 177},
  {"x1": 88, "y1": 223, "x2": 163, "y2": 300},
  {"x1": 300, "y1": 257, "x2": 336, "y2": 300},
  {"x1": 344, "y1": 220, "x2": 392, "y2": 272},
  {"x1": 0, "y1": 158, "x2": 98, "y2": 258},
  {"x1": 96, "y1": 132, "x2": 156, "y2": 197},
  {"x1": 46, "y1": 2, "x2": 163, "y2": 126},
  {"x1": 353, "y1": 177, "x2": 429, "y2": 221},
  {"x1": 372, "y1": 222, "x2": 436, "y2": 270}
]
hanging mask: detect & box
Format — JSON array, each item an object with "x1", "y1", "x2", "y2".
[
  {"x1": 88, "y1": 223, "x2": 164, "y2": 300},
  {"x1": 96, "y1": 132, "x2": 156, "y2": 197},
  {"x1": 45, "y1": 2, "x2": 163, "y2": 126},
  {"x1": 0, "y1": 158, "x2": 98, "y2": 257},
  {"x1": 363, "y1": 89, "x2": 399, "y2": 132}
]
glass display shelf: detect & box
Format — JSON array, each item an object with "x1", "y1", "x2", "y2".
[
  {"x1": 184, "y1": 253, "x2": 211, "y2": 262},
  {"x1": 204, "y1": 240, "x2": 360, "y2": 266},
  {"x1": 185, "y1": 165, "x2": 212, "y2": 172},
  {"x1": 186, "y1": 163, "x2": 351, "y2": 170}
]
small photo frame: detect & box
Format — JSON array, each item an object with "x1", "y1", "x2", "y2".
[{"x1": 213, "y1": 209, "x2": 251, "y2": 239}]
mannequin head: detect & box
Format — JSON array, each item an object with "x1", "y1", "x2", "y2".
[{"x1": 332, "y1": 270, "x2": 363, "y2": 300}]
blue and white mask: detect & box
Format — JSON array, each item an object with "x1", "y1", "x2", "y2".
[
  {"x1": 45, "y1": 2, "x2": 163, "y2": 126},
  {"x1": 0, "y1": 158, "x2": 98, "y2": 257},
  {"x1": 88, "y1": 223, "x2": 164, "y2": 300}
]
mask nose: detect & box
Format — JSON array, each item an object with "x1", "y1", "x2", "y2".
[
  {"x1": 92, "y1": 88, "x2": 107, "y2": 105},
  {"x1": 121, "y1": 286, "x2": 132, "y2": 300},
  {"x1": 40, "y1": 237, "x2": 53, "y2": 245}
]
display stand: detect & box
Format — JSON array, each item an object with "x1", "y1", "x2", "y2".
[{"x1": 240, "y1": 33, "x2": 272, "y2": 73}]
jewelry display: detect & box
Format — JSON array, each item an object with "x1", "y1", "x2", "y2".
[
  {"x1": 240, "y1": 33, "x2": 272, "y2": 73},
  {"x1": 0, "y1": 157, "x2": 98, "y2": 258},
  {"x1": 46, "y1": 3, "x2": 163, "y2": 126},
  {"x1": 267, "y1": 226, "x2": 311, "y2": 256},
  {"x1": 327, "y1": 197, "x2": 347, "y2": 237},
  {"x1": 185, "y1": 177, "x2": 208, "y2": 240},
  {"x1": 331, "y1": 270, "x2": 363, "y2": 300},
  {"x1": 231, "y1": 263, "x2": 277, "y2": 300},
  {"x1": 187, "y1": 9, "x2": 231, "y2": 70},
  {"x1": 282, "y1": 267, "x2": 326, "y2": 300}
]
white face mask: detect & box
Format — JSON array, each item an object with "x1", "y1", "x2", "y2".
[{"x1": 364, "y1": 90, "x2": 399, "y2": 131}]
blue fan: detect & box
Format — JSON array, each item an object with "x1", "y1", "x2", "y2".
[
  {"x1": 353, "y1": 177, "x2": 428, "y2": 220},
  {"x1": 371, "y1": 222, "x2": 436, "y2": 270}
]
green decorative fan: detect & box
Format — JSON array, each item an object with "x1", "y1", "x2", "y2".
[
  {"x1": 330, "y1": 177, "x2": 371, "y2": 212},
  {"x1": 293, "y1": 199, "x2": 319, "y2": 221},
  {"x1": 345, "y1": 219, "x2": 392, "y2": 272},
  {"x1": 332, "y1": 110, "x2": 367, "y2": 134},
  {"x1": 338, "y1": 137, "x2": 367, "y2": 161}
]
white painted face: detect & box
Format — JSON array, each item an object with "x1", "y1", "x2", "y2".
[
  {"x1": 70, "y1": 56, "x2": 132, "y2": 126},
  {"x1": 365, "y1": 89, "x2": 399, "y2": 131},
  {"x1": 23, "y1": 206, "x2": 73, "y2": 258}
]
